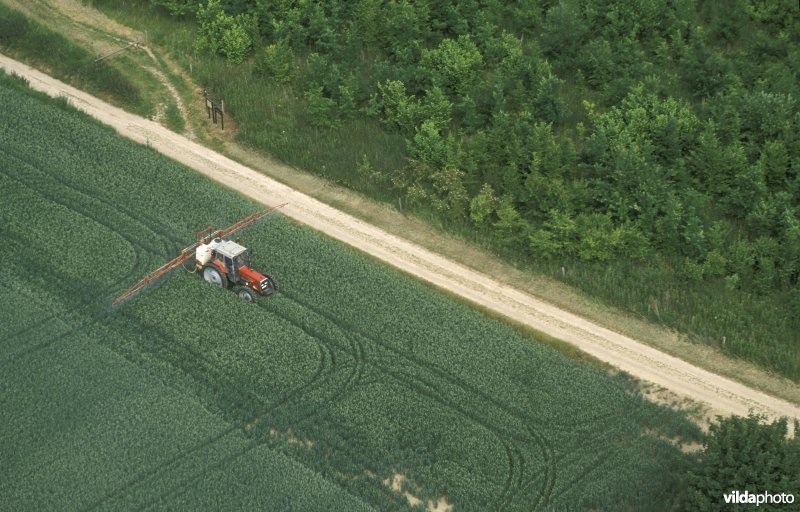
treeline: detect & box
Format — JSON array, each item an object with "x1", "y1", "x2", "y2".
[
  {"x1": 684, "y1": 414, "x2": 799, "y2": 511},
  {"x1": 148, "y1": 0, "x2": 800, "y2": 376}
]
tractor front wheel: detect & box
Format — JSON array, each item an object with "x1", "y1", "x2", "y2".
[
  {"x1": 238, "y1": 287, "x2": 258, "y2": 303},
  {"x1": 203, "y1": 265, "x2": 228, "y2": 288}
]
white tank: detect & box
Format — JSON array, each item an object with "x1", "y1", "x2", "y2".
[
  {"x1": 196, "y1": 238, "x2": 222, "y2": 266},
  {"x1": 196, "y1": 243, "x2": 213, "y2": 266}
]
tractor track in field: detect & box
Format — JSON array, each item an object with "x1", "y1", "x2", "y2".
[
  {"x1": 139, "y1": 441, "x2": 261, "y2": 510},
  {"x1": 546, "y1": 442, "x2": 617, "y2": 505},
  {"x1": 0, "y1": 141, "x2": 186, "y2": 253},
  {"x1": 282, "y1": 306, "x2": 531, "y2": 509},
  {"x1": 77, "y1": 310, "x2": 330, "y2": 510},
  {"x1": 1, "y1": 51, "x2": 799, "y2": 438},
  {"x1": 270, "y1": 293, "x2": 367, "y2": 393},
  {"x1": 266, "y1": 290, "x2": 533, "y2": 507},
  {"x1": 0, "y1": 163, "x2": 155, "y2": 312},
  {"x1": 78, "y1": 426, "x2": 241, "y2": 512},
  {"x1": 252, "y1": 297, "x2": 365, "y2": 424},
  {"x1": 105, "y1": 298, "x2": 339, "y2": 438},
  {"x1": 277, "y1": 290, "x2": 558, "y2": 509},
  {"x1": 0, "y1": 145, "x2": 172, "y2": 252},
  {"x1": 78, "y1": 297, "x2": 380, "y2": 511},
  {"x1": 282, "y1": 281, "x2": 650, "y2": 510},
  {"x1": 0, "y1": 277, "x2": 59, "y2": 344}
]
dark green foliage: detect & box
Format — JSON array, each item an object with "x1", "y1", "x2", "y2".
[
  {"x1": 304, "y1": 85, "x2": 340, "y2": 128},
  {"x1": 121, "y1": 0, "x2": 800, "y2": 380},
  {"x1": 195, "y1": 0, "x2": 253, "y2": 63},
  {"x1": 150, "y1": 0, "x2": 201, "y2": 17},
  {"x1": 0, "y1": 74, "x2": 704, "y2": 511},
  {"x1": 684, "y1": 414, "x2": 800, "y2": 511},
  {"x1": 253, "y1": 39, "x2": 294, "y2": 82}
]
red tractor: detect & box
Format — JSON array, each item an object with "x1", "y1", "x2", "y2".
[
  {"x1": 194, "y1": 237, "x2": 277, "y2": 302},
  {"x1": 113, "y1": 205, "x2": 286, "y2": 306}
]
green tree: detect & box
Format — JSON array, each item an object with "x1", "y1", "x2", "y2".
[
  {"x1": 430, "y1": 166, "x2": 468, "y2": 219},
  {"x1": 380, "y1": 0, "x2": 428, "y2": 64},
  {"x1": 195, "y1": 0, "x2": 252, "y2": 64},
  {"x1": 759, "y1": 140, "x2": 789, "y2": 189},
  {"x1": 420, "y1": 86, "x2": 452, "y2": 133},
  {"x1": 574, "y1": 213, "x2": 629, "y2": 262},
  {"x1": 584, "y1": 85, "x2": 700, "y2": 233},
  {"x1": 304, "y1": 86, "x2": 339, "y2": 128},
  {"x1": 533, "y1": 73, "x2": 569, "y2": 126},
  {"x1": 684, "y1": 414, "x2": 800, "y2": 512},
  {"x1": 221, "y1": 19, "x2": 252, "y2": 64},
  {"x1": 725, "y1": 163, "x2": 767, "y2": 219},
  {"x1": 493, "y1": 195, "x2": 528, "y2": 250},
  {"x1": 541, "y1": 1, "x2": 587, "y2": 67},
  {"x1": 195, "y1": 0, "x2": 228, "y2": 55},
  {"x1": 419, "y1": 35, "x2": 483, "y2": 97},
  {"x1": 529, "y1": 209, "x2": 578, "y2": 259},
  {"x1": 681, "y1": 27, "x2": 732, "y2": 99},
  {"x1": 151, "y1": 0, "x2": 201, "y2": 17},
  {"x1": 469, "y1": 183, "x2": 498, "y2": 226},
  {"x1": 377, "y1": 79, "x2": 420, "y2": 134},
  {"x1": 688, "y1": 121, "x2": 741, "y2": 196},
  {"x1": 350, "y1": 0, "x2": 380, "y2": 48},
  {"x1": 411, "y1": 119, "x2": 447, "y2": 168},
  {"x1": 254, "y1": 39, "x2": 293, "y2": 82},
  {"x1": 580, "y1": 38, "x2": 614, "y2": 89}
]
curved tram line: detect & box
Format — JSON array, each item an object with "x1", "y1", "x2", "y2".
[
  {"x1": 276, "y1": 291, "x2": 558, "y2": 511},
  {"x1": 1, "y1": 144, "x2": 630, "y2": 510}
]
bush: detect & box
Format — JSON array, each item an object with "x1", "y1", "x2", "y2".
[
  {"x1": 304, "y1": 86, "x2": 339, "y2": 128},
  {"x1": 196, "y1": 0, "x2": 252, "y2": 64},
  {"x1": 220, "y1": 21, "x2": 251, "y2": 65},
  {"x1": 254, "y1": 40, "x2": 293, "y2": 82},
  {"x1": 684, "y1": 414, "x2": 800, "y2": 511}
]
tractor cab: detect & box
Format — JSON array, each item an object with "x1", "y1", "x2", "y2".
[{"x1": 212, "y1": 240, "x2": 249, "y2": 282}]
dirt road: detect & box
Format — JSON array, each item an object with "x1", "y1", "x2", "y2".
[{"x1": 3, "y1": 53, "x2": 798, "y2": 431}]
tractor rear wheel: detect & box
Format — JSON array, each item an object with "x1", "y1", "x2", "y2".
[
  {"x1": 238, "y1": 287, "x2": 257, "y2": 303},
  {"x1": 203, "y1": 265, "x2": 228, "y2": 288}
]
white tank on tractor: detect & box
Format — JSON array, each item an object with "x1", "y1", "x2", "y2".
[{"x1": 195, "y1": 238, "x2": 223, "y2": 266}]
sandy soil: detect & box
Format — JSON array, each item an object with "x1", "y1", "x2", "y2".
[
  {"x1": 384, "y1": 473, "x2": 453, "y2": 512},
  {"x1": 2, "y1": 53, "x2": 798, "y2": 433}
]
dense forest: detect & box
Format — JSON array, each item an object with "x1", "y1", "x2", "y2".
[{"x1": 133, "y1": 0, "x2": 800, "y2": 378}]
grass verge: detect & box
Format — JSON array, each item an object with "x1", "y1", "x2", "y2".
[{"x1": 0, "y1": 2, "x2": 144, "y2": 113}]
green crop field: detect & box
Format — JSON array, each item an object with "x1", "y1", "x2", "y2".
[{"x1": 0, "y1": 72, "x2": 702, "y2": 510}]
